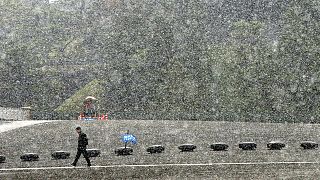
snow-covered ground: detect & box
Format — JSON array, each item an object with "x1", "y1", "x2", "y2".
[{"x1": 0, "y1": 121, "x2": 52, "y2": 133}]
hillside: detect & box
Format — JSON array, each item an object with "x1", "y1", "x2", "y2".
[{"x1": 2, "y1": 0, "x2": 319, "y2": 122}]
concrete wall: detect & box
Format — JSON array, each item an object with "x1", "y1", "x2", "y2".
[{"x1": 0, "y1": 107, "x2": 31, "y2": 120}]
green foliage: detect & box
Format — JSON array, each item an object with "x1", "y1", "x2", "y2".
[
  {"x1": 55, "y1": 79, "x2": 105, "y2": 117},
  {"x1": 211, "y1": 20, "x2": 278, "y2": 121},
  {"x1": 55, "y1": 79, "x2": 104, "y2": 112},
  {"x1": 276, "y1": 0, "x2": 320, "y2": 121},
  {"x1": 1, "y1": 0, "x2": 319, "y2": 122}
]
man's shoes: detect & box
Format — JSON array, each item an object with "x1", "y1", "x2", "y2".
[
  {"x1": 87, "y1": 164, "x2": 91, "y2": 167},
  {"x1": 71, "y1": 163, "x2": 76, "y2": 167}
]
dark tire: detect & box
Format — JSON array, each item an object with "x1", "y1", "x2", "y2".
[
  {"x1": 267, "y1": 141, "x2": 285, "y2": 150},
  {"x1": 51, "y1": 151, "x2": 71, "y2": 160},
  {"x1": 178, "y1": 144, "x2": 197, "y2": 152},
  {"x1": 20, "y1": 153, "x2": 39, "y2": 161},
  {"x1": 0, "y1": 155, "x2": 5, "y2": 163},
  {"x1": 300, "y1": 141, "x2": 318, "y2": 150},
  {"x1": 147, "y1": 145, "x2": 165, "y2": 154},
  {"x1": 86, "y1": 149, "x2": 101, "y2": 157},
  {"x1": 239, "y1": 142, "x2": 257, "y2": 150},
  {"x1": 115, "y1": 147, "x2": 133, "y2": 156},
  {"x1": 210, "y1": 143, "x2": 229, "y2": 151}
]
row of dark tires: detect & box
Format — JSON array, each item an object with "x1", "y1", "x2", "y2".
[
  {"x1": 0, "y1": 141, "x2": 317, "y2": 163},
  {"x1": 179, "y1": 141, "x2": 318, "y2": 152},
  {"x1": 0, "y1": 149, "x2": 101, "y2": 163}
]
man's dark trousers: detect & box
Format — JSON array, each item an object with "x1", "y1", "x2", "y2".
[{"x1": 72, "y1": 147, "x2": 91, "y2": 166}]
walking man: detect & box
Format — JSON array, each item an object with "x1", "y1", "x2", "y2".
[{"x1": 71, "y1": 127, "x2": 91, "y2": 167}]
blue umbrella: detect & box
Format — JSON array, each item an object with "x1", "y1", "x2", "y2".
[{"x1": 122, "y1": 133, "x2": 137, "y2": 148}]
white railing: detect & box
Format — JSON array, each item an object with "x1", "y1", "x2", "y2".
[{"x1": 0, "y1": 107, "x2": 31, "y2": 120}]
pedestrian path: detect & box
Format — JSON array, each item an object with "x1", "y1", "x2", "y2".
[
  {"x1": 0, "y1": 161, "x2": 318, "y2": 171},
  {"x1": 0, "y1": 120, "x2": 52, "y2": 133}
]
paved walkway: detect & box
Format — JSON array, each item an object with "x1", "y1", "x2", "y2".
[
  {"x1": 0, "y1": 120, "x2": 52, "y2": 133},
  {"x1": 0, "y1": 161, "x2": 319, "y2": 171}
]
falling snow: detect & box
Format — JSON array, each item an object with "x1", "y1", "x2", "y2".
[{"x1": 0, "y1": 0, "x2": 320, "y2": 179}]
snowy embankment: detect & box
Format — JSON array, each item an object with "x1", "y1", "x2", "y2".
[{"x1": 0, "y1": 120, "x2": 52, "y2": 133}]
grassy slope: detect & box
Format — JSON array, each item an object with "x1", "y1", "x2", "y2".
[
  {"x1": 55, "y1": 79, "x2": 104, "y2": 114},
  {"x1": 1, "y1": 120, "x2": 320, "y2": 170}
]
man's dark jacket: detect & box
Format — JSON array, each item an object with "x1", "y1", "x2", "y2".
[{"x1": 78, "y1": 132, "x2": 88, "y2": 148}]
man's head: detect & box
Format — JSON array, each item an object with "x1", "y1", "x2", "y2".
[{"x1": 76, "y1": 127, "x2": 81, "y2": 134}]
